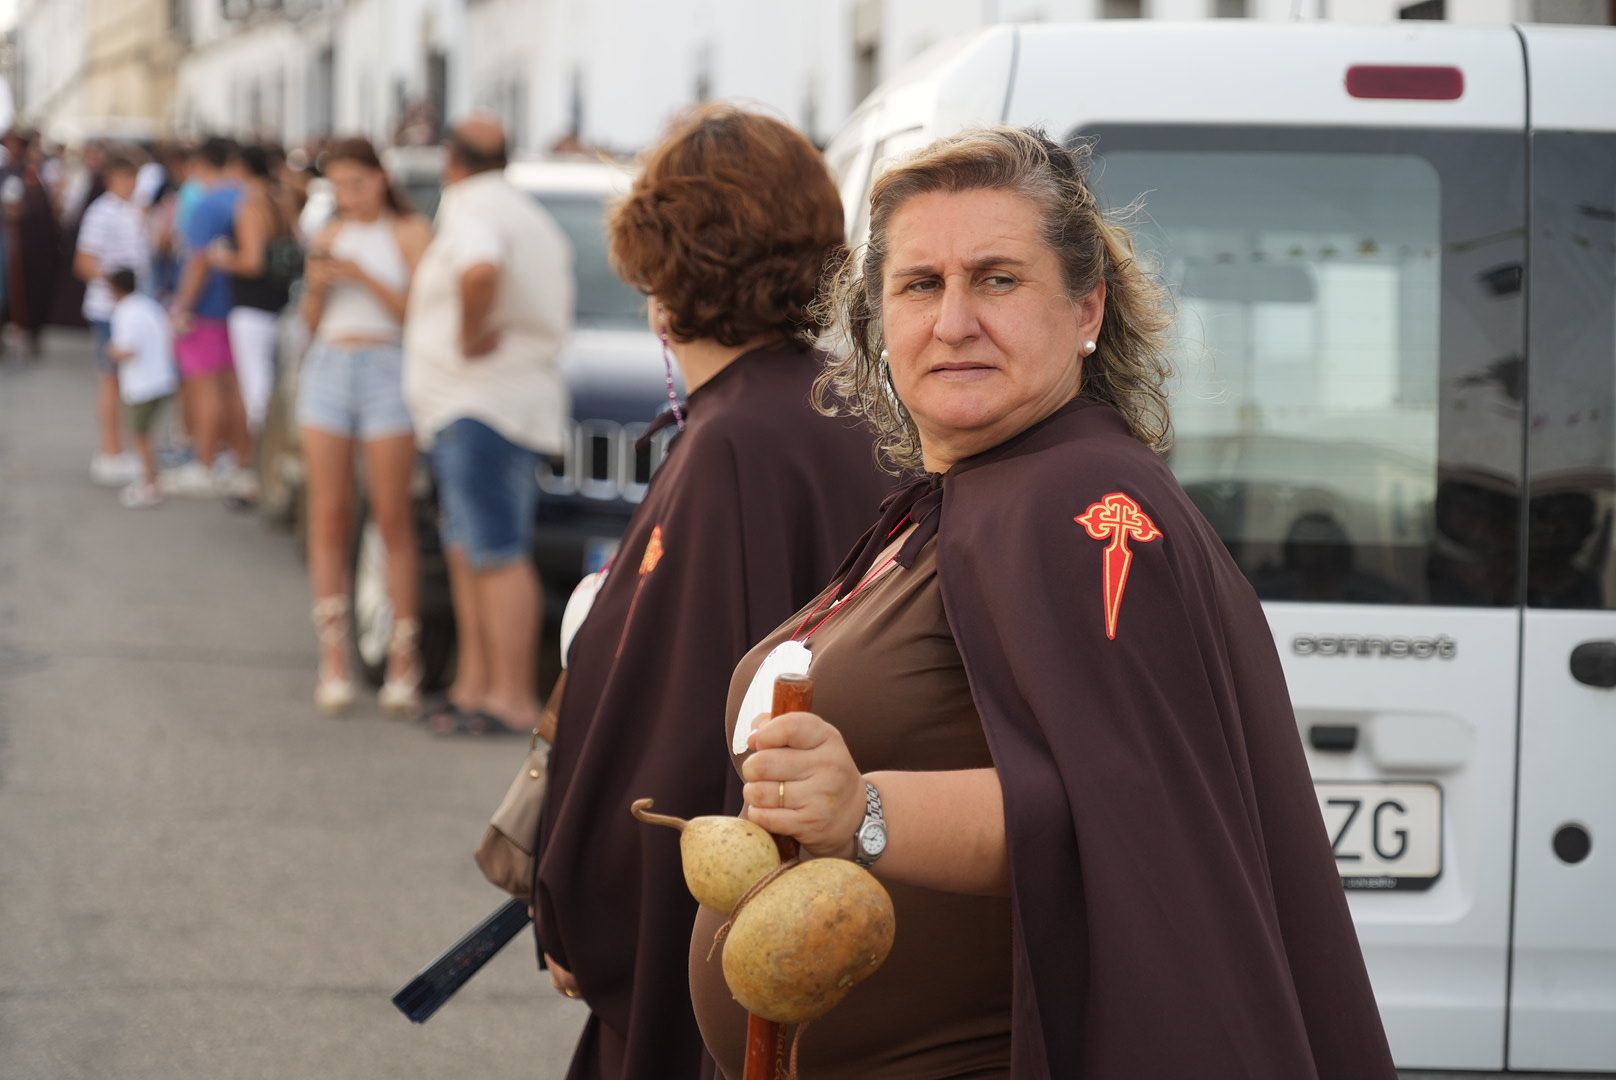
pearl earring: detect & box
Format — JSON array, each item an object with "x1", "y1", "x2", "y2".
[
  {"x1": 879, "y1": 348, "x2": 890, "y2": 363},
  {"x1": 1083, "y1": 340, "x2": 1097, "y2": 356}
]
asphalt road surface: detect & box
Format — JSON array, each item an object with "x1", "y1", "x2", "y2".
[{"x1": 0, "y1": 330, "x2": 585, "y2": 1079}]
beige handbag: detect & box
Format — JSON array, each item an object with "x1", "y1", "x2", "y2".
[
  {"x1": 475, "y1": 671, "x2": 565, "y2": 901},
  {"x1": 476, "y1": 569, "x2": 601, "y2": 899}
]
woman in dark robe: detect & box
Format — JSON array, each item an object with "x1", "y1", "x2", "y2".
[
  {"x1": 533, "y1": 105, "x2": 890, "y2": 1080},
  {"x1": 691, "y1": 128, "x2": 1397, "y2": 1078},
  {"x1": 2, "y1": 130, "x2": 61, "y2": 356},
  {"x1": 49, "y1": 140, "x2": 103, "y2": 330}
]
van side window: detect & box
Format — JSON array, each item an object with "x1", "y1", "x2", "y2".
[
  {"x1": 1088, "y1": 127, "x2": 1526, "y2": 607},
  {"x1": 532, "y1": 195, "x2": 647, "y2": 330},
  {"x1": 848, "y1": 130, "x2": 928, "y2": 249},
  {"x1": 1528, "y1": 133, "x2": 1616, "y2": 610}
]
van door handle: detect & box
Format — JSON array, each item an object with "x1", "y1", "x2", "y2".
[
  {"x1": 1309, "y1": 724, "x2": 1360, "y2": 752},
  {"x1": 1569, "y1": 641, "x2": 1616, "y2": 689}
]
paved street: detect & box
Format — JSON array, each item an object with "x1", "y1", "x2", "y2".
[{"x1": 0, "y1": 330, "x2": 585, "y2": 1079}]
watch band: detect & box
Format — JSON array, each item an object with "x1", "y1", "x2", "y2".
[
  {"x1": 864, "y1": 781, "x2": 883, "y2": 822},
  {"x1": 853, "y1": 780, "x2": 886, "y2": 868}
]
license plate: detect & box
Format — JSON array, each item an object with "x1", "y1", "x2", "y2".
[
  {"x1": 1315, "y1": 781, "x2": 1442, "y2": 892},
  {"x1": 582, "y1": 537, "x2": 619, "y2": 576}
]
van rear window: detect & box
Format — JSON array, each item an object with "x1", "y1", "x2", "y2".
[
  {"x1": 1527, "y1": 133, "x2": 1616, "y2": 611},
  {"x1": 1087, "y1": 126, "x2": 1525, "y2": 607}
]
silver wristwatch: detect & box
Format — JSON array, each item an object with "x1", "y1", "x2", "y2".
[{"x1": 852, "y1": 780, "x2": 888, "y2": 868}]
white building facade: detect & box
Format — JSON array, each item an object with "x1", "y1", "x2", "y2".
[
  {"x1": 7, "y1": 0, "x2": 187, "y2": 142},
  {"x1": 330, "y1": 0, "x2": 463, "y2": 146},
  {"x1": 172, "y1": 0, "x2": 463, "y2": 148},
  {"x1": 7, "y1": 0, "x2": 1607, "y2": 149},
  {"x1": 172, "y1": 2, "x2": 321, "y2": 140},
  {"x1": 12, "y1": 0, "x2": 88, "y2": 137},
  {"x1": 463, "y1": 0, "x2": 855, "y2": 154}
]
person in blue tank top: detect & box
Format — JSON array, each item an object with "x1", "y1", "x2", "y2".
[{"x1": 167, "y1": 136, "x2": 252, "y2": 498}]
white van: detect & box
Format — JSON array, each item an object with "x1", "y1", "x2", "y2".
[{"x1": 828, "y1": 21, "x2": 1616, "y2": 1075}]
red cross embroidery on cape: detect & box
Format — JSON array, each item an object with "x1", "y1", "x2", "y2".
[
  {"x1": 615, "y1": 524, "x2": 665, "y2": 658},
  {"x1": 1074, "y1": 492, "x2": 1162, "y2": 640}
]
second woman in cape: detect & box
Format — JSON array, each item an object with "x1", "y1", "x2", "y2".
[{"x1": 532, "y1": 106, "x2": 889, "y2": 1079}]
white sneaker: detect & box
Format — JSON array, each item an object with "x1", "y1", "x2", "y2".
[
  {"x1": 158, "y1": 461, "x2": 218, "y2": 497},
  {"x1": 225, "y1": 467, "x2": 261, "y2": 502},
  {"x1": 91, "y1": 453, "x2": 141, "y2": 487},
  {"x1": 119, "y1": 481, "x2": 162, "y2": 509},
  {"x1": 212, "y1": 451, "x2": 238, "y2": 482}
]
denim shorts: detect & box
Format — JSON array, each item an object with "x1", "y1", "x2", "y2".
[
  {"x1": 91, "y1": 320, "x2": 113, "y2": 374},
  {"x1": 429, "y1": 417, "x2": 540, "y2": 570},
  {"x1": 295, "y1": 342, "x2": 414, "y2": 441}
]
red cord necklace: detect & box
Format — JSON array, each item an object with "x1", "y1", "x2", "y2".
[
  {"x1": 790, "y1": 555, "x2": 899, "y2": 641},
  {"x1": 790, "y1": 517, "x2": 915, "y2": 642}
]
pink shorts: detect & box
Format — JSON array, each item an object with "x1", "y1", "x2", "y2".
[{"x1": 175, "y1": 318, "x2": 235, "y2": 380}]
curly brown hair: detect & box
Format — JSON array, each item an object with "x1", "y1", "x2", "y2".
[
  {"x1": 815, "y1": 127, "x2": 1174, "y2": 474},
  {"x1": 607, "y1": 104, "x2": 844, "y2": 347}
]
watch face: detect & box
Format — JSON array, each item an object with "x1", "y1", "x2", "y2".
[{"x1": 860, "y1": 821, "x2": 888, "y2": 857}]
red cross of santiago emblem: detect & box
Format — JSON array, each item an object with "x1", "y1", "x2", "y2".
[{"x1": 1074, "y1": 492, "x2": 1162, "y2": 640}]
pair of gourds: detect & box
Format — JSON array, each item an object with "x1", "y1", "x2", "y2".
[{"x1": 632, "y1": 799, "x2": 895, "y2": 1024}]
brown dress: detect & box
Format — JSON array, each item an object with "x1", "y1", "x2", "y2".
[{"x1": 688, "y1": 537, "x2": 1013, "y2": 1079}]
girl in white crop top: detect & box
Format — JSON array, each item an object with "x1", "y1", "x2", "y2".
[
  {"x1": 295, "y1": 138, "x2": 433, "y2": 720},
  {"x1": 313, "y1": 217, "x2": 412, "y2": 343}
]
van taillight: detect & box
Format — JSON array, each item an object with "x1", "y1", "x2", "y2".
[{"x1": 1346, "y1": 65, "x2": 1463, "y2": 101}]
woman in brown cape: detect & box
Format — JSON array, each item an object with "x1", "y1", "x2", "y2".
[
  {"x1": 690, "y1": 128, "x2": 1397, "y2": 1078},
  {"x1": 532, "y1": 106, "x2": 889, "y2": 1079},
  {"x1": 2, "y1": 129, "x2": 61, "y2": 357}
]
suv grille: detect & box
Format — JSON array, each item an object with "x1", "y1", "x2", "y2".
[{"x1": 538, "y1": 419, "x2": 676, "y2": 503}]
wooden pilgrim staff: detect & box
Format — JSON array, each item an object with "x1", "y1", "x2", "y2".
[{"x1": 743, "y1": 672, "x2": 814, "y2": 1080}]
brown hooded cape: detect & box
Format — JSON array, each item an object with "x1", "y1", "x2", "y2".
[
  {"x1": 830, "y1": 398, "x2": 1395, "y2": 1078},
  {"x1": 534, "y1": 341, "x2": 888, "y2": 1079},
  {"x1": 3, "y1": 161, "x2": 60, "y2": 334}
]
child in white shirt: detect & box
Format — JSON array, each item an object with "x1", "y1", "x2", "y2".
[{"x1": 106, "y1": 268, "x2": 180, "y2": 508}]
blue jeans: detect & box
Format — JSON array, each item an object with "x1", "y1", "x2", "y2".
[
  {"x1": 90, "y1": 320, "x2": 114, "y2": 374},
  {"x1": 429, "y1": 418, "x2": 540, "y2": 570}
]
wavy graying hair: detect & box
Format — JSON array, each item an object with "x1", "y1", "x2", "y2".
[{"x1": 813, "y1": 126, "x2": 1173, "y2": 474}]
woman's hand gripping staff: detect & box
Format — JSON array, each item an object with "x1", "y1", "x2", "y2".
[
  {"x1": 744, "y1": 704, "x2": 1012, "y2": 898},
  {"x1": 630, "y1": 675, "x2": 896, "y2": 1079},
  {"x1": 741, "y1": 697, "x2": 866, "y2": 860}
]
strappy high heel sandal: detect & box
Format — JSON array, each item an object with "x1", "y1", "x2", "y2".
[
  {"x1": 378, "y1": 616, "x2": 423, "y2": 717},
  {"x1": 312, "y1": 596, "x2": 356, "y2": 716}
]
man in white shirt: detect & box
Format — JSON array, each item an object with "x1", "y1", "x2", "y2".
[
  {"x1": 74, "y1": 150, "x2": 151, "y2": 486},
  {"x1": 404, "y1": 116, "x2": 574, "y2": 736}
]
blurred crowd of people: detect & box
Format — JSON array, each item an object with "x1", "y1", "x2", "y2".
[
  {"x1": 2, "y1": 118, "x2": 572, "y2": 731},
  {"x1": 0, "y1": 129, "x2": 331, "y2": 355},
  {"x1": 0, "y1": 127, "x2": 333, "y2": 499}
]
